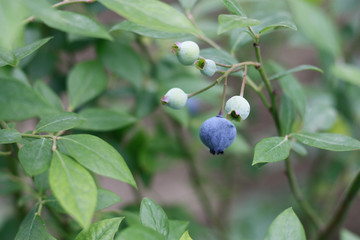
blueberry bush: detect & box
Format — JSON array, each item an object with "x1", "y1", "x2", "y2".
[{"x1": 0, "y1": 0, "x2": 360, "y2": 239}]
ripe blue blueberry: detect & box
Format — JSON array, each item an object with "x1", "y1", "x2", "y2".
[
  {"x1": 195, "y1": 57, "x2": 217, "y2": 77},
  {"x1": 225, "y1": 96, "x2": 250, "y2": 122},
  {"x1": 199, "y1": 115, "x2": 237, "y2": 155},
  {"x1": 172, "y1": 41, "x2": 200, "y2": 65},
  {"x1": 161, "y1": 88, "x2": 188, "y2": 109}
]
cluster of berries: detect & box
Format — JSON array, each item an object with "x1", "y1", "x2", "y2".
[{"x1": 161, "y1": 41, "x2": 250, "y2": 155}]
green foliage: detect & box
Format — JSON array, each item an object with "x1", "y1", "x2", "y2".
[
  {"x1": 75, "y1": 217, "x2": 124, "y2": 240},
  {"x1": 0, "y1": 129, "x2": 21, "y2": 144},
  {"x1": 35, "y1": 112, "x2": 85, "y2": 133},
  {"x1": 253, "y1": 137, "x2": 291, "y2": 165},
  {"x1": 140, "y1": 198, "x2": 169, "y2": 237}
]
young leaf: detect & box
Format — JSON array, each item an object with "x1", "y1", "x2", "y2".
[
  {"x1": 59, "y1": 134, "x2": 137, "y2": 188},
  {"x1": 180, "y1": 231, "x2": 193, "y2": 240},
  {"x1": 217, "y1": 15, "x2": 260, "y2": 34},
  {"x1": 23, "y1": 0, "x2": 112, "y2": 40},
  {"x1": 0, "y1": 38, "x2": 53, "y2": 67},
  {"x1": 97, "y1": 42, "x2": 143, "y2": 89},
  {"x1": 0, "y1": 129, "x2": 21, "y2": 144},
  {"x1": 280, "y1": 94, "x2": 295, "y2": 136},
  {"x1": 67, "y1": 60, "x2": 108, "y2": 110},
  {"x1": 115, "y1": 225, "x2": 165, "y2": 240},
  {"x1": 111, "y1": 20, "x2": 190, "y2": 39},
  {"x1": 341, "y1": 229, "x2": 360, "y2": 240},
  {"x1": 34, "y1": 80, "x2": 63, "y2": 111},
  {"x1": 168, "y1": 220, "x2": 189, "y2": 240},
  {"x1": 75, "y1": 217, "x2": 124, "y2": 240},
  {"x1": 222, "y1": 0, "x2": 246, "y2": 16},
  {"x1": 269, "y1": 64, "x2": 323, "y2": 81},
  {"x1": 288, "y1": 0, "x2": 341, "y2": 57},
  {"x1": 77, "y1": 108, "x2": 137, "y2": 131},
  {"x1": 292, "y1": 133, "x2": 360, "y2": 151},
  {"x1": 252, "y1": 137, "x2": 291, "y2": 165},
  {"x1": 35, "y1": 112, "x2": 85, "y2": 133},
  {"x1": 270, "y1": 63, "x2": 306, "y2": 117},
  {"x1": 49, "y1": 151, "x2": 97, "y2": 228},
  {"x1": 251, "y1": 12, "x2": 297, "y2": 35},
  {"x1": 140, "y1": 198, "x2": 169, "y2": 237},
  {"x1": 0, "y1": 78, "x2": 54, "y2": 121},
  {"x1": 14, "y1": 205, "x2": 48, "y2": 240},
  {"x1": 264, "y1": 208, "x2": 305, "y2": 240},
  {"x1": 96, "y1": 188, "x2": 122, "y2": 211},
  {"x1": 98, "y1": 0, "x2": 199, "y2": 35},
  {"x1": 19, "y1": 138, "x2": 52, "y2": 176},
  {"x1": 331, "y1": 63, "x2": 360, "y2": 87}
]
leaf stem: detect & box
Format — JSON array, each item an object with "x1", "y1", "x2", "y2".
[
  {"x1": 0, "y1": 151, "x2": 12, "y2": 156},
  {"x1": 315, "y1": 170, "x2": 360, "y2": 240},
  {"x1": 240, "y1": 65, "x2": 247, "y2": 97},
  {"x1": 21, "y1": 133, "x2": 54, "y2": 139}
]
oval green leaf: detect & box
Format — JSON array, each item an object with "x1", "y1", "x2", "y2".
[
  {"x1": 35, "y1": 112, "x2": 85, "y2": 133},
  {"x1": 292, "y1": 133, "x2": 360, "y2": 151},
  {"x1": 34, "y1": 80, "x2": 63, "y2": 111},
  {"x1": 75, "y1": 217, "x2": 124, "y2": 240},
  {"x1": 0, "y1": 78, "x2": 55, "y2": 121},
  {"x1": 23, "y1": 0, "x2": 112, "y2": 40},
  {"x1": 264, "y1": 208, "x2": 305, "y2": 240},
  {"x1": 59, "y1": 134, "x2": 137, "y2": 188},
  {"x1": 15, "y1": 205, "x2": 48, "y2": 240},
  {"x1": 0, "y1": 129, "x2": 21, "y2": 144},
  {"x1": 77, "y1": 108, "x2": 136, "y2": 131},
  {"x1": 251, "y1": 12, "x2": 297, "y2": 35},
  {"x1": 218, "y1": 14, "x2": 260, "y2": 34},
  {"x1": 98, "y1": 0, "x2": 199, "y2": 35},
  {"x1": 280, "y1": 94, "x2": 295, "y2": 136},
  {"x1": 19, "y1": 138, "x2": 53, "y2": 176},
  {"x1": 96, "y1": 188, "x2": 122, "y2": 211},
  {"x1": 49, "y1": 151, "x2": 97, "y2": 228},
  {"x1": 168, "y1": 220, "x2": 189, "y2": 240},
  {"x1": 140, "y1": 198, "x2": 169, "y2": 237},
  {"x1": 252, "y1": 137, "x2": 291, "y2": 165},
  {"x1": 67, "y1": 60, "x2": 108, "y2": 110}
]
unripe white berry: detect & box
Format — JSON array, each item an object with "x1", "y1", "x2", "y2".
[
  {"x1": 172, "y1": 41, "x2": 200, "y2": 65},
  {"x1": 161, "y1": 88, "x2": 188, "y2": 109},
  {"x1": 225, "y1": 96, "x2": 250, "y2": 122}
]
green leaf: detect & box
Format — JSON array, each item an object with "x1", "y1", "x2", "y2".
[
  {"x1": 110, "y1": 20, "x2": 191, "y2": 39},
  {"x1": 0, "y1": 129, "x2": 21, "y2": 144},
  {"x1": 270, "y1": 63, "x2": 306, "y2": 117},
  {"x1": 264, "y1": 208, "x2": 305, "y2": 240},
  {"x1": 140, "y1": 198, "x2": 169, "y2": 237},
  {"x1": 96, "y1": 188, "x2": 122, "y2": 211},
  {"x1": 0, "y1": 38, "x2": 53, "y2": 67},
  {"x1": 34, "y1": 171, "x2": 49, "y2": 194},
  {"x1": 290, "y1": 141, "x2": 307, "y2": 157},
  {"x1": 269, "y1": 64, "x2": 323, "y2": 81},
  {"x1": 341, "y1": 229, "x2": 360, "y2": 240},
  {"x1": 15, "y1": 205, "x2": 48, "y2": 240},
  {"x1": 34, "y1": 80, "x2": 63, "y2": 111},
  {"x1": 217, "y1": 15, "x2": 260, "y2": 34},
  {"x1": 49, "y1": 151, "x2": 97, "y2": 228},
  {"x1": 222, "y1": 0, "x2": 246, "y2": 16},
  {"x1": 178, "y1": 0, "x2": 197, "y2": 10},
  {"x1": 35, "y1": 112, "x2": 85, "y2": 133},
  {"x1": 59, "y1": 134, "x2": 137, "y2": 188},
  {"x1": 292, "y1": 133, "x2": 360, "y2": 151},
  {"x1": 252, "y1": 137, "x2": 291, "y2": 165},
  {"x1": 180, "y1": 231, "x2": 193, "y2": 240},
  {"x1": 115, "y1": 225, "x2": 165, "y2": 240},
  {"x1": 77, "y1": 108, "x2": 136, "y2": 131},
  {"x1": 23, "y1": 0, "x2": 112, "y2": 40},
  {"x1": 19, "y1": 138, "x2": 53, "y2": 176},
  {"x1": 251, "y1": 12, "x2": 297, "y2": 35},
  {"x1": 168, "y1": 220, "x2": 189, "y2": 240},
  {"x1": 75, "y1": 217, "x2": 124, "y2": 240},
  {"x1": 280, "y1": 94, "x2": 295, "y2": 136},
  {"x1": 200, "y1": 48, "x2": 238, "y2": 65},
  {"x1": 0, "y1": 78, "x2": 54, "y2": 121},
  {"x1": 67, "y1": 60, "x2": 108, "y2": 110},
  {"x1": 288, "y1": 0, "x2": 341, "y2": 57},
  {"x1": 0, "y1": 50, "x2": 17, "y2": 67},
  {"x1": 97, "y1": 41, "x2": 143, "y2": 89},
  {"x1": 98, "y1": 0, "x2": 199, "y2": 35},
  {"x1": 331, "y1": 63, "x2": 360, "y2": 87}
]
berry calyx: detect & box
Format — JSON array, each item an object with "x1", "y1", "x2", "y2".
[
  {"x1": 194, "y1": 57, "x2": 217, "y2": 77},
  {"x1": 172, "y1": 41, "x2": 200, "y2": 66},
  {"x1": 161, "y1": 88, "x2": 188, "y2": 109},
  {"x1": 225, "y1": 96, "x2": 250, "y2": 122},
  {"x1": 199, "y1": 115, "x2": 237, "y2": 155}
]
